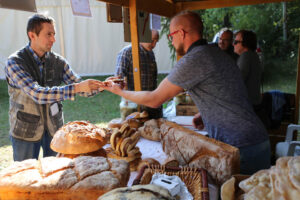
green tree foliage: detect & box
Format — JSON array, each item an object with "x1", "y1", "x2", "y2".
[{"x1": 161, "y1": 1, "x2": 300, "y2": 87}]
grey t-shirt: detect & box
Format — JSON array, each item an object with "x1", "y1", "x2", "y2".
[
  {"x1": 167, "y1": 43, "x2": 268, "y2": 148},
  {"x1": 237, "y1": 51, "x2": 262, "y2": 106}
]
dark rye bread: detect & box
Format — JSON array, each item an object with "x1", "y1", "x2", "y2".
[{"x1": 160, "y1": 120, "x2": 240, "y2": 185}]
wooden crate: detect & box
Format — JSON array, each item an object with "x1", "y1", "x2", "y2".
[{"x1": 176, "y1": 104, "x2": 198, "y2": 116}]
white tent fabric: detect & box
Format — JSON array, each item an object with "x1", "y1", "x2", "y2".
[{"x1": 0, "y1": 0, "x2": 173, "y2": 79}]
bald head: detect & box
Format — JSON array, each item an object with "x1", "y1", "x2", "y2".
[
  {"x1": 169, "y1": 11, "x2": 203, "y2": 55},
  {"x1": 170, "y1": 11, "x2": 203, "y2": 37}
]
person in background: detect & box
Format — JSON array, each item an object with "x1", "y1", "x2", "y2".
[
  {"x1": 218, "y1": 28, "x2": 239, "y2": 61},
  {"x1": 115, "y1": 30, "x2": 162, "y2": 119},
  {"x1": 233, "y1": 30, "x2": 265, "y2": 117},
  {"x1": 5, "y1": 13, "x2": 100, "y2": 161},
  {"x1": 100, "y1": 11, "x2": 271, "y2": 175}
]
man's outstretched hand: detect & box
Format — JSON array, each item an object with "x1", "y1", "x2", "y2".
[
  {"x1": 95, "y1": 79, "x2": 123, "y2": 95},
  {"x1": 74, "y1": 79, "x2": 103, "y2": 93}
]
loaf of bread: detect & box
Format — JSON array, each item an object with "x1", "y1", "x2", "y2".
[
  {"x1": 160, "y1": 120, "x2": 240, "y2": 185},
  {"x1": 51, "y1": 121, "x2": 109, "y2": 154},
  {"x1": 162, "y1": 157, "x2": 179, "y2": 168},
  {"x1": 137, "y1": 158, "x2": 160, "y2": 172},
  {"x1": 57, "y1": 148, "x2": 107, "y2": 159},
  {"x1": 107, "y1": 118, "x2": 123, "y2": 129},
  {"x1": 98, "y1": 184, "x2": 175, "y2": 200},
  {"x1": 236, "y1": 156, "x2": 300, "y2": 199},
  {"x1": 138, "y1": 119, "x2": 161, "y2": 141},
  {"x1": 0, "y1": 156, "x2": 129, "y2": 200}
]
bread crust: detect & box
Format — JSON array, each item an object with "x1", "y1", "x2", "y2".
[
  {"x1": 50, "y1": 121, "x2": 108, "y2": 154},
  {"x1": 0, "y1": 156, "x2": 130, "y2": 200}
]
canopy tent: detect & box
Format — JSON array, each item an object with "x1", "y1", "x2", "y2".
[{"x1": 97, "y1": 0, "x2": 299, "y2": 124}]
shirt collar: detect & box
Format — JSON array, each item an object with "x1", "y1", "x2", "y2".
[
  {"x1": 27, "y1": 44, "x2": 47, "y2": 65},
  {"x1": 187, "y1": 39, "x2": 208, "y2": 53}
]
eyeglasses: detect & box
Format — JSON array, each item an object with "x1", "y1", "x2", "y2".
[
  {"x1": 233, "y1": 40, "x2": 243, "y2": 45},
  {"x1": 167, "y1": 30, "x2": 180, "y2": 42},
  {"x1": 167, "y1": 29, "x2": 188, "y2": 42}
]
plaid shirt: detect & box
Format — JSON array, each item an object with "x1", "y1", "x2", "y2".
[
  {"x1": 115, "y1": 45, "x2": 157, "y2": 91},
  {"x1": 5, "y1": 45, "x2": 92, "y2": 104}
]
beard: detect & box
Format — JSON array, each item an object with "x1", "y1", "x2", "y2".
[{"x1": 175, "y1": 43, "x2": 185, "y2": 56}]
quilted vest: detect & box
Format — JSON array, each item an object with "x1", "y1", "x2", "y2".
[{"x1": 7, "y1": 46, "x2": 65, "y2": 141}]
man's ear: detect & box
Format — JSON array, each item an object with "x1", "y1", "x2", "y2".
[{"x1": 28, "y1": 31, "x2": 35, "y2": 41}]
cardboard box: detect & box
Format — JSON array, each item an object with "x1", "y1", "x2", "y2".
[{"x1": 176, "y1": 104, "x2": 198, "y2": 116}]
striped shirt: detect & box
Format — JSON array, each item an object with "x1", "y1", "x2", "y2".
[{"x1": 5, "y1": 45, "x2": 94, "y2": 104}]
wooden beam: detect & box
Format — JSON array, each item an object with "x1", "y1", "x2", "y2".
[
  {"x1": 97, "y1": 0, "x2": 176, "y2": 17},
  {"x1": 176, "y1": 0, "x2": 291, "y2": 12},
  {"x1": 136, "y1": 0, "x2": 175, "y2": 18},
  {"x1": 96, "y1": 0, "x2": 129, "y2": 7},
  {"x1": 295, "y1": 34, "x2": 300, "y2": 123},
  {"x1": 129, "y1": 0, "x2": 142, "y2": 92}
]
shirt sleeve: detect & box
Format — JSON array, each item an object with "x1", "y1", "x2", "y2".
[
  {"x1": 62, "y1": 61, "x2": 82, "y2": 84},
  {"x1": 237, "y1": 52, "x2": 251, "y2": 82},
  {"x1": 5, "y1": 59, "x2": 78, "y2": 104},
  {"x1": 115, "y1": 47, "x2": 131, "y2": 78},
  {"x1": 61, "y1": 62, "x2": 99, "y2": 97}
]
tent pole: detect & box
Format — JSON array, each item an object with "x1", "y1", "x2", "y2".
[
  {"x1": 295, "y1": 34, "x2": 300, "y2": 123},
  {"x1": 129, "y1": 0, "x2": 141, "y2": 92}
]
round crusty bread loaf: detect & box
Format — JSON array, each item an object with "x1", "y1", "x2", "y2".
[{"x1": 51, "y1": 121, "x2": 108, "y2": 154}]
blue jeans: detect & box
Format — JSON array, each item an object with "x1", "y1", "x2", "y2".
[
  {"x1": 10, "y1": 131, "x2": 57, "y2": 161},
  {"x1": 239, "y1": 140, "x2": 271, "y2": 175}
]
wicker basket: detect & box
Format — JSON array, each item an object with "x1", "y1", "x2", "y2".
[{"x1": 133, "y1": 165, "x2": 209, "y2": 200}]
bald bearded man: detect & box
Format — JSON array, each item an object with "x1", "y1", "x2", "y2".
[{"x1": 101, "y1": 11, "x2": 270, "y2": 175}]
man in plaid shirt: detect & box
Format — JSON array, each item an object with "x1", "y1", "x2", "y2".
[
  {"x1": 5, "y1": 13, "x2": 100, "y2": 161},
  {"x1": 115, "y1": 30, "x2": 162, "y2": 119}
]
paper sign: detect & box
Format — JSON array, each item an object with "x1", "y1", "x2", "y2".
[
  {"x1": 150, "y1": 14, "x2": 161, "y2": 30},
  {"x1": 50, "y1": 103, "x2": 59, "y2": 116},
  {"x1": 70, "y1": 0, "x2": 92, "y2": 17}
]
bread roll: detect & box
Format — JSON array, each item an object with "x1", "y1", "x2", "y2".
[
  {"x1": 239, "y1": 169, "x2": 270, "y2": 193},
  {"x1": 137, "y1": 158, "x2": 160, "y2": 172},
  {"x1": 288, "y1": 156, "x2": 300, "y2": 190},
  {"x1": 0, "y1": 156, "x2": 129, "y2": 200},
  {"x1": 107, "y1": 118, "x2": 123, "y2": 129},
  {"x1": 162, "y1": 157, "x2": 179, "y2": 168},
  {"x1": 221, "y1": 177, "x2": 236, "y2": 200},
  {"x1": 51, "y1": 121, "x2": 109, "y2": 154}
]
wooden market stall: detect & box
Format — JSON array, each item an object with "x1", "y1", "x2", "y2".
[{"x1": 99, "y1": 0, "x2": 299, "y2": 154}]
